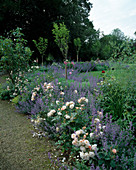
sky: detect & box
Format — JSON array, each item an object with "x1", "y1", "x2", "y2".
[{"x1": 89, "y1": 0, "x2": 136, "y2": 38}]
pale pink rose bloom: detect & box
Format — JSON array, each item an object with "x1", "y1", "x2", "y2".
[
  {"x1": 66, "y1": 102, "x2": 70, "y2": 106},
  {"x1": 76, "y1": 130, "x2": 81, "y2": 135},
  {"x1": 69, "y1": 72, "x2": 72, "y2": 75},
  {"x1": 60, "y1": 91, "x2": 64, "y2": 95},
  {"x1": 84, "y1": 140, "x2": 90, "y2": 146},
  {"x1": 69, "y1": 104, "x2": 74, "y2": 109},
  {"x1": 69, "y1": 101, "x2": 75, "y2": 105},
  {"x1": 78, "y1": 99, "x2": 82, "y2": 103},
  {"x1": 72, "y1": 140, "x2": 78, "y2": 145},
  {"x1": 61, "y1": 105, "x2": 66, "y2": 110},
  {"x1": 47, "y1": 112, "x2": 53, "y2": 117},
  {"x1": 50, "y1": 110, "x2": 56, "y2": 114},
  {"x1": 65, "y1": 114, "x2": 70, "y2": 119},
  {"x1": 112, "y1": 149, "x2": 117, "y2": 154},
  {"x1": 71, "y1": 133, "x2": 76, "y2": 139}
]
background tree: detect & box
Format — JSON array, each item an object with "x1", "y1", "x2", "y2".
[
  {"x1": 52, "y1": 22, "x2": 69, "y2": 79},
  {"x1": 91, "y1": 40, "x2": 101, "y2": 59},
  {"x1": 0, "y1": 0, "x2": 94, "y2": 63},
  {"x1": 33, "y1": 37, "x2": 48, "y2": 66},
  {"x1": 74, "y1": 38, "x2": 81, "y2": 62}
]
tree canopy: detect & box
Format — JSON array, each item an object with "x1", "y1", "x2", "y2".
[{"x1": 0, "y1": 0, "x2": 94, "y2": 62}]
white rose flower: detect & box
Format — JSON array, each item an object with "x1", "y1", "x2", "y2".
[
  {"x1": 57, "y1": 112, "x2": 62, "y2": 116},
  {"x1": 65, "y1": 114, "x2": 70, "y2": 119},
  {"x1": 79, "y1": 152, "x2": 85, "y2": 159},
  {"x1": 78, "y1": 99, "x2": 82, "y2": 103},
  {"x1": 74, "y1": 90, "x2": 78, "y2": 94},
  {"x1": 99, "y1": 131, "x2": 103, "y2": 136},
  {"x1": 60, "y1": 91, "x2": 64, "y2": 95},
  {"x1": 76, "y1": 130, "x2": 81, "y2": 136},
  {"x1": 92, "y1": 144, "x2": 98, "y2": 151},
  {"x1": 79, "y1": 129, "x2": 84, "y2": 134},
  {"x1": 50, "y1": 110, "x2": 56, "y2": 114},
  {"x1": 102, "y1": 126, "x2": 106, "y2": 129},
  {"x1": 79, "y1": 139, "x2": 84, "y2": 145},
  {"x1": 80, "y1": 146, "x2": 86, "y2": 152},
  {"x1": 66, "y1": 102, "x2": 70, "y2": 107},
  {"x1": 31, "y1": 119, "x2": 34, "y2": 123},
  {"x1": 84, "y1": 140, "x2": 90, "y2": 146},
  {"x1": 69, "y1": 104, "x2": 74, "y2": 109},
  {"x1": 84, "y1": 152, "x2": 90, "y2": 160},
  {"x1": 46, "y1": 85, "x2": 50, "y2": 89},
  {"x1": 44, "y1": 82, "x2": 47, "y2": 87},
  {"x1": 85, "y1": 98, "x2": 88, "y2": 103},
  {"x1": 61, "y1": 105, "x2": 66, "y2": 110},
  {"x1": 98, "y1": 124, "x2": 102, "y2": 129},
  {"x1": 72, "y1": 140, "x2": 78, "y2": 146},
  {"x1": 90, "y1": 133, "x2": 94, "y2": 138},
  {"x1": 69, "y1": 101, "x2": 75, "y2": 105},
  {"x1": 89, "y1": 151, "x2": 95, "y2": 158},
  {"x1": 94, "y1": 118, "x2": 100, "y2": 124},
  {"x1": 71, "y1": 133, "x2": 76, "y2": 139},
  {"x1": 56, "y1": 127, "x2": 59, "y2": 132},
  {"x1": 60, "y1": 86, "x2": 63, "y2": 90},
  {"x1": 47, "y1": 111, "x2": 53, "y2": 117},
  {"x1": 56, "y1": 100, "x2": 60, "y2": 105}
]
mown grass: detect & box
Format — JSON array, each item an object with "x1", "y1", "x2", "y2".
[{"x1": 79, "y1": 64, "x2": 136, "y2": 88}]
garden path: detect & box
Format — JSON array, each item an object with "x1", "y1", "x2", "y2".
[{"x1": 0, "y1": 76, "x2": 57, "y2": 170}]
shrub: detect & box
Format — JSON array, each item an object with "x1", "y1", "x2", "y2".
[{"x1": 0, "y1": 27, "x2": 32, "y2": 85}]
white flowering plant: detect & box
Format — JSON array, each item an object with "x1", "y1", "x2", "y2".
[{"x1": 70, "y1": 111, "x2": 105, "y2": 162}]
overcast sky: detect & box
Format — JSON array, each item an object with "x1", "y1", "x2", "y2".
[{"x1": 89, "y1": 0, "x2": 136, "y2": 38}]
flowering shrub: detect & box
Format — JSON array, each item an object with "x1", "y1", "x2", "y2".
[
  {"x1": 1, "y1": 61, "x2": 136, "y2": 169},
  {"x1": 0, "y1": 27, "x2": 32, "y2": 85},
  {"x1": 70, "y1": 113, "x2": 136, "y2": 169}
]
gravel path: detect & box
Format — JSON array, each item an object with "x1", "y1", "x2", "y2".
[{"x1": 0, "y1": 76, "x2": 58, "y2": 170}]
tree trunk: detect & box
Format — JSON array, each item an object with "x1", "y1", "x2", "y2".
[
  {"x1": 42, "y1": 56, "x2": 43, "y2": 66},
  {"x1": 65, "y1": 64, "x2": 67, "y2": 80},
  {"x1": 77, "y1": 52, "x2": 79, "y2": 62}
]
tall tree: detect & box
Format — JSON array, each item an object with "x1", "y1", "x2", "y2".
[{"x1": 0, "y1": 0, "x2": 94, "y2": 62}]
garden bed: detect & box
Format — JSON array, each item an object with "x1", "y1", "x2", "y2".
[{"x1": 0, "y1": 61, "x2": 136, "y2": 169}]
